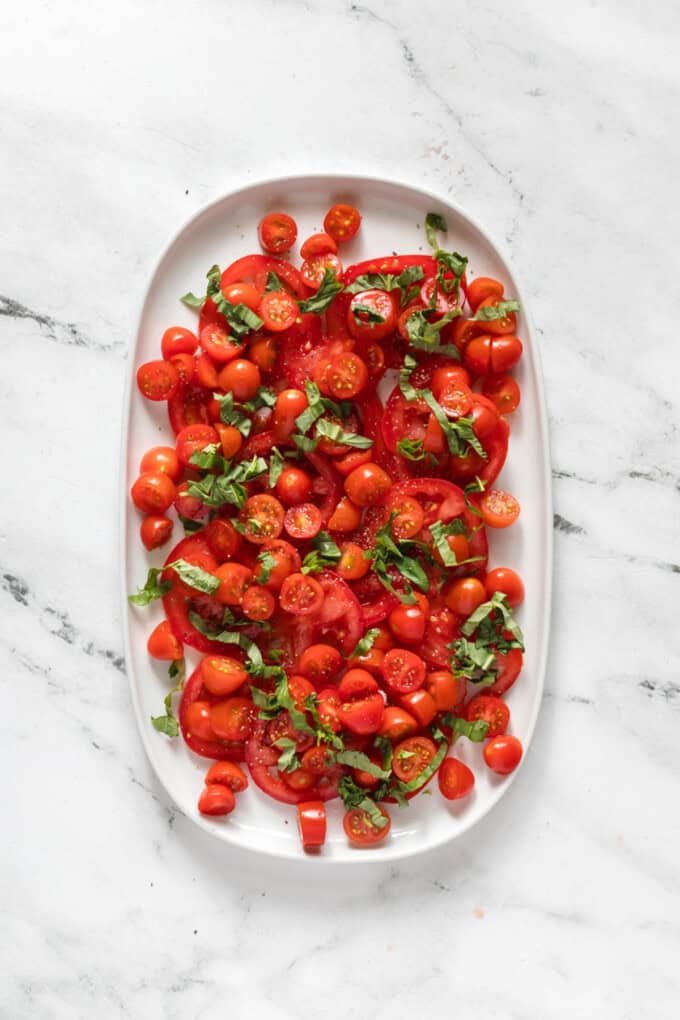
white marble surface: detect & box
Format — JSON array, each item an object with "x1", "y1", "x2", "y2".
[{"x1": 1, "y1": 0, "x2": 679, "y2": 1015}]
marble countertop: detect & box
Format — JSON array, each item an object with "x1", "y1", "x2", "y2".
[{"x1": 2, "y1": 0, "x2": 679, "y2": 1016}]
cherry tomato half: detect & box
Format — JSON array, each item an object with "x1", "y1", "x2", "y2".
[
  {"x1": 347, "y1": 290, "x2": 397, "y2": 343},
  {"x1": 284, "y1": 503, "x2": 322, "y2": 541},
  {"x1": 482, "y1": 374, "x2": 521, "y2": 414},
  {"x1": 480, "y1": 489, "x2": 520, "y2": 528},
  {"x1": 438, "y1": 757, "x2": 475, "y2": 800},
  {"x1": 279, "y1": 573, "x2": 324, "y2": 615},
  {"x1": 205, "y1": 760, "x2": 249, "y2": 792},
  {"x1": 392, "y1": 736, "x2": 437, "y2": 783},
  {"x1": 343, "y1": 805, "x2": 390, "y2": 846},
  {"x1": 324, "y1": 204, "x2": 362, "y2": 243},
  {"x1": 259, "y1": 290, "x2": 299, "y2": 332},
  {"x1": 258, "y1": 212, "x2": 298, "y2": 254},
  {"x1": 465, "y1": 695, "x2": 510, "y2": 738}
]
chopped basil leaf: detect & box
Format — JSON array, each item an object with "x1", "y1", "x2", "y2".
[
  {"x1": 351, "y1": 303, "x2": 386, "y2": 324},
  {"x1": 269, "y1": 446, "x2": 284, "y2": 487},
  {"x1": 303, "y1": 693, "x2": 345, "y2": 749},
  {"x1": 164, "y1": 558, "x2": 220, "y2": 594},
  {"x1": 292, "y1": 433, "x2": 319, "y2": 453},
  {"x1": 420, "y1": 389, "x2": 486, "y2": 459},
  {"x1": 367, "y1": 513, "x2": 428, "y2": 604},
  {"x1": 128, "y1": 567, "x2": 172, "y2": 606},
  {"x1": 345, "y1": 265, "x2": 425, "y2": 306},
  {"x1": 297, "y1": 268, "x2": 343, "y2": 314},
  {"x1": 461, "y1": 591, "x2": 524, "y2": 647},
  {"x1": 436, "y1": 249, "x2": 468, "y2": 282},
  {"x1": 151, "y1": 714, "x2": 180, "y2": 737},
  {"x1": 314, "y1": 419, "x2": 373, "y2": 449},
  {"x1": 150, "y1": 658, "x2": 186, "y2": 739},
  {"x1": 265, "y1": 270, "x2": 283, "y2": 292},
  {"x1": 425, "y1": 212, "x2": 447, "y2": 248},
  {"x1": 294, "y1": 381, "x2": 325, "y2": 434},
  {"x1": 337, "y1": 776, "x2": 389, "y2": 829},
  {"x1": 396, "y1": 740, "x2": 448, "y2": 793},
  {"x1": 180, "y1": 291, "x2": 204, "y2": 310},
  {"x1": 255, "y1": 549, "x2": 277, "y2": 586},
  {"x1": 206, "y1": 264, "x2": 222, "y2": 297},
  {"x1": 336, "y1": 750, "x2": 391, "y2": 779},
  {"x1": 399, "y1": 353, "x2": 420, "y2": 401},
  {"x1": 187, "y1": 455, "x2": 268, "y2": 509},
  {"x1": 441, "y1": 713, "x2": 490, "y2": 742},
  {"x1": 250, "y1": 672, "x2": 315, "y2": 735},
  {"x1": 178, "y1": 514, "x2": 203, "y2": 534},
  {"x1": 189, "y1": 442, "x2": 226, "y2": 471},
  {"x1": 348, "y1": 628, "x2": 381, "y2": 659},
  {"x1": 470, "y1": 299, "x2": 520, "y2": 322},
  {"x1": 397, "y1": 438, "x2": 427, "y2": 461},
  {"x1": 213, "y1": 296, "x2": 264, "y2": 336},
  {"x1": 274, "y1": 737, "x2": 301, "y2": 773},
  {"x1": 243, "y1": 387, "x2": 277, "y2": 412},
  {"x1": 301, "y1": 531, "x2": 341, "y2": 574},
  {"x1": 406, "y1": 308, "x2": 461, "y2": 358},
  {"x1": 213, "y1": 391, "x2": 252, "y2": 437},
  {"x1": 429, "y1": 518, "x2": 467, "y2": 566}
]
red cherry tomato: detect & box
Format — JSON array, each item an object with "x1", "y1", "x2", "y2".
[
  {"x1": 198, "y1": 784, "x2": 235, "y2": 816},
  {"x1": 485, "y1": 567, "x2": 525, "y2": 607},
  {"x1": 343, "y1": 805, "x2": 390, "y2": 846},
  {"x1": 399, "y1": 688, "x2": 437, "y2": 728},
  {"x1": 485, "y1": 648, "x2": 524, "y2": 698},
  {"x1": 344, "y1": 463, "x2": 391, "y2": 507},
  {"x1": 388, "y1": 603, "x2": 428, "y2": 645},
  {"x1": 185, "y1": 701, "x2": 216, "y2": 741},
  {"x1": 480, "y1": 489, "x2": 520, "y2": 528},
  {"x1": 210, "y1": 697, "x2": 256, "y2": 742},
  {"x1": 438, "y1": 757, "x2": 475, "y2": 800},
  {"x1": 466, "y1": 695, "x2": 510, "y2": 737},
  {"x1": 217, "y1": 359, "x2": 261, "y2": 401},
  {"x1": 175, "y1": 424, "x2": 220, "y2": 468},
  {"x1": 300, "y1": 253, "x2": 343, "y2": 290},
  {"x1": 324, "y1": 204, "x2": 362, "y2": 243},
  {"x1": 298, "y1": 644, "x2": 343, "y2": 684},
  {"x1": 279, "y1": 573, "x2": 324, "y2": 615},
  {"x1": 347, "y1": 290, "x2": 397, "y2": 342},
  {"x1": 201, "y1": 655, "x2": 248, "y2": 697},
  {"x1": 140, "y1": 515, "x2": 173, "y2": 550},
  {"x1": 377, "y1": 706, "x2": 419, "y2": 742},
  {"x1": 199, "y1": 322, "x2": 246, "y2": 364},
  {"x1": 431, "y1": 365, "x2": 471, "y2": 396},
  {"x1": 248, "y1": 335, "x2": 278, "y2": 372},
  {"x1": 241, "y1": 585, "x2": 276, "y2": 621},
  {"x1": 483, "y1": 734, "x2": 523, "y2": 775},
  {"x1": 392, "y1": 736, "x2": 437, "y2": 784},
  {"x1": 239, "y1": 494, "x2": 285, "y2": 544},
  {"x1": 300, "y1": 232, "x2": 338, "y2": 259},
  {"x1": 259, "y1": 290, "x2": 299, "y2": 332},
  {"x1": 258, "y1": 212, "x2": 298, "y2": 254},
  {"x1": 139, "y1": 446, "x2": 182, "y2": 482},
  {"x1": 136, "y1": 360, "x2": 178, "y2": 401},
  {"x1": 445, "y1": 577, "x2": 487, "y2": 617},
  {"x1": 338, "y1": 670, "x2": 384, "y2": 735},
  {"x1": 272, "y1": 388, "x2": 308, "y2": 442},
  {"x1": 381, "y1": 648, "x2": 426, "y2": 695},
  {"x1": 337, "y1": 543, "x2": 370, "y2": 581},
  {"x1": 326, "y1": 352, "x2": 369, "y2": 399},
  {"x1": 297, "y1": 801, "x2": 327, "y2": 850},
  {"x1": 275, "y1": 467, "x2": 312, "y2": 507},
  {"x1": 161, "y1": 325, "x2": 199, "y2": 358},
  {"x1": 425, "y1": 670, "x2": 465, "y2": 713},
  {"x1": 466, "y1": 277, "x2": 504, "y2": 311},
  {"x1": 284, "y1": 503, "x2": 323, "y2": 541},
  {"x1": 205, "y1": 760, "x2": 248, "y2": 792},
  {"x1": 147, "y1": 620, "x2": 183, "y2": 661},
  {"x1": 131, "y1": 472, "x2": 176, "y2": 514},
  {"x1": 214, "y1": 562, "x2": 253, "y2": 605},
  {"x1": 220, "y1": 281, "x2": 262, "y2": 311},
  {"x1": 204, "y1": 518, "x2": 242, "y2": 563},
  {"x1": 476, "y1": 296, "x2": 517, "y2": 335},
  {"x1": 327, "y1": 496, "x2": 361, "y2": 532},
  {"x1": 482, "y1": 374, "x2": 521, "y2": 414},
  {"x1": 253, "y1": 539, "x2": 301, "y2": 591}
]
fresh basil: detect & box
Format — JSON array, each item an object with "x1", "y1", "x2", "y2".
[
  {"x1": 461, "y1": 591, "x2": 524, "y2": 648},
  {"x1": 397, "y1": 438, "x2": 427, "y2": 462},
  {"x1": 189, "y1": 443, "x2": 226, "y2": 472},
  {"x1": 213, "y1": 296, "x2": 264, "y2": 337},
  {"x1": 351, "y1": 303, "x2": 386, "y2": 324},
  {"x1": 297, "y1": 268, "x2": 343, "y2": 314},
  {"x1": 255, "y1": 549, "x2": 277, "y2": 586},
  {"x1": 336, "y1": 750, "x2": 391, "y2": 779},
  {"x1": 420, "y1": 389, "x2": 486, "y2": 459},
  {"x1": 399, "y1": 353, "x2": 420, "y2": 401},
  {"x1": 425, "y1": 212, "x2": 447, "y2": 248},
  {"x1": 405, "y1": 308, "x2": 461, "y2": 357},
  {"x1": 274, "y1": 737, "x2": 301, "y2": 773},
  {"x1": 268, "y1": 446, "x2": 284, "y2": 487},
  {"x1": 301, "y1": 531, "x2": 342, "y2": 574},
  {"x1": 150, "y1": 658, "x2": 186, "y2": 738},
  {"x1": 187, "y1": 455, "x2": 268, "y2": 509},
  {"x1": 348, "y1": 628, "x2": 380, "y2": 659},
  {"x1": 337, "y1": 776, "x2": 389, "y2": 829},
  {"x1": 178, "y1": 514, "x2": 203, "y2": 534},
  {"x1": 128, "y1": 567, "x2": 172, "y2": 606},
  {"x1": 314, "y1": 419, "x2": 373, "y2": 449},
  {"x1": 213, "y1": 391, "x2": 253, "y2": 437},
  {"x1": 180, "y1": 292, "x2": 204, "y2": 310},
  {"x1": 441, "y1": 713, "x2": 490, "y2": 742},
  {"x1": 470, "y1": 299, "x2": 520, "y2": 322},
  {"x1": 265, "y1": 271, "x2": 283, "y2": 292}
]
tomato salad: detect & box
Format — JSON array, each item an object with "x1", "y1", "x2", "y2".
[{"x1": 129, "y1": 204, "x2": 527, "y2": 851}]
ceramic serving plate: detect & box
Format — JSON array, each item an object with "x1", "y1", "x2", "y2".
[{"x1": 120, "y1": 174, "x2": 552, "y2": 862}]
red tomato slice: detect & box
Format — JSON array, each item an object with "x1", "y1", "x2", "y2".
[
  {"x1": 343, "y1": 254, "x2": 437, "y2": 285},
  {"x1": 220, "y1": 254, "x2": 306, "y2": 299}
]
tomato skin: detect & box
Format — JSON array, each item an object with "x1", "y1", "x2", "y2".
[
  {"x1": 242, "y1": 585, "x2": 276, "y2": 621},
  {"x1": 161, "y1": 325, "x2": 199, "y2": 358},
  {"x1": 445, "y1": 577, "x2": 487, "y2": 617},
  {"x1": 347, "y1": 290, "x2": 397, "y2": 343},
  {"x1": 185, "y1": 701, "x2": 217, "y2": 741},
  {"x1": 258, "y1": 212, "x2": 297, "y2": 254},
  {"x1": 343, "y1": 805, "x2": 391, "y2": 846},
  {"x1": 140, "y1": 515, "x2": 173, "y2": 550},
  {"x1": 284, "y1": 503, "x2": 322, "y2": 541},
  {"x1": 297, "y1": 801, "x2": 327, "y2": 849},
  {"x1": 272, "y1": 388, "x2": 308, "y2": 443},
  {"x1": 378, "y1": 706, "x2": 419, "y2": 742},
  {"x1": 168, "y1": 352, "x2": 196, "y2": 386},
  {"x1": 483, "y1": 734, "x2": 523, "y2": 775},
  {"x1": 426, "y1": 670, "x2": 465, "y2": 713},
  {"x1": 297, "y1": 644, "x2": 343, "y2": 684},
  {"x1": 195, "y1": 352, "x2": 219, "y2": 389},
  {"x1": 347, "y1": 646, "x2": 384, "y2": 674},
  {"x1": 388, "y1": 604, "x2": 427, "y2": 645},
  {"x1": 204, "y1": 518, "x2": 242, "y2": 563},
  {"x1": 466, "y1": 277, "x2": 504, "y2": 312},
  {"x1": 205, "y1": 760, "x2": 248, "y2": 792},
  {"x1": 431, "y1": 365, "x2": 471, "y2": 397},
  {"x1": 490, "y1": 336, "x2": 523, "y2": 374},
  {"x1": 217, "y1": 359, "x2": 261, "y2": 401},
  {"x1": 326, "y1": 351, "x2": 369, "y2": 399},
  {"x1": 482, "y1": 374, "x2": 521, "y2": 414},
  {"x1": 248, "y1": 335, "x2": 278, "y2": 372},
  {"x1": 147, "y1": 620, "x2": 183, "y2": 661},
  {"x1": 485, "y1": 567, "x2": 525, "y2": 607},
  {"x1": 275, "y1": 467, "x2": 312, "y2": 506},
  {"x1": 214, "y1": 562, "x2": 253, "y2": 606},
  {"x1": 344, "y1": 463, "x2": 391, "y2": 507},
  {"x1": 382, "y1": 648, "x2": 426, "y2": 695},
  {"x1": 324, "y1": 204, "x2": 361, "y2": 243},
  {"x1": 480, "y1": 489, "x2": 520, "y2": 528},
  {"x1": 220, "y1": 281, "x2": 262, "y2": 311},
  {"x1": 485, "y1": 648, "x2": 523, "y2": 697},
  {"x1": 438, "y1": 757, "x2": 475, "y2": 800},
  {"x1": 301, "y1": 232, "x2": 338, "y2": 258},
  {"x1": 337, "y1": 542, "x2": 370, "y2": 581},
  {"x1": 140, "y1": 446, "x2": 182, "y2": 482},
  {"x1": 392, "y1": 736, "x2": 437, "y2": 783},
  {"x1": 466, "y1": 695, "x2": 510, "y2": 737},
  {"x1": 210, "y1": 697, "x2": 256, "y2": 742},
  {"x1": 198, "y1": 784, "x2": 235, "y2": 816},
  {"x1": 279, "y1": 573, "x2": 325, "y2": 615},
  {"x1": 327, "y1": 496, "x2": 361, "y2": 532},
  {"x1": 240, "y1": 494, "x2": 285, "y2": 544},
  {"x1": 399, "y1": 688, "x2": 437, "y2": 728},
  {"x1": 281, "y1": 767, "x2": 317, "y2": 791},
  {"x1": 215, "y1": 424, "x2": 243, "y2": 460},
  {"x1": 136, "y1": 360, "x2": 178, "y2": 401},
  {"x1": 131, "y1": 471, "x2": 176, "y2": 514},
  {"x1": 301, "y1": 253, "x2": 343, "y2": 290},
  {"x1": 259, "y1": 290, "x2": 298, "y2": 332},
  {"x1": 200, "y1": 322, "x2": 247, "y2": 364},
  {"x1": 331, "y1": 449, "x2": 372, "y2": 477},
  {"x1": 338, "y1": 670, "x2": 384, "y2": 735},
  {"x1": 201, "y1": 655, "x2": 248, "y2": 697},
  {"x1": 463, "y1": 335, "x2": 492, "y2": 376}
]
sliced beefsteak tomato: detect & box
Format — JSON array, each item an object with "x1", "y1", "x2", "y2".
[{"x1": 179, "y1": 665, "x2": 248, "y2": 761}]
